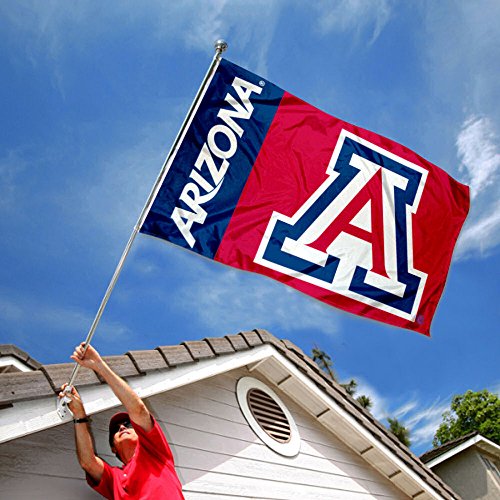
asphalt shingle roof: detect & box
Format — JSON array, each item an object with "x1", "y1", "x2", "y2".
[{"x1": 420, "y1": 432, "x2": 480, "y2": 464}]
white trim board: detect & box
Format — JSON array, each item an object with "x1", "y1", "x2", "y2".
[{"x1": 0, "y1": 345, "x2": 275, "y2": 445}]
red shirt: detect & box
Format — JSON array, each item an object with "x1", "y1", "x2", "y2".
[{"x1": 88, "y1": 417, "x2": 184, "y2": 500}]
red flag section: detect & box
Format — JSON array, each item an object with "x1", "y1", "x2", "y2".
[{"x1": 142, "y1": 61, "x2": 470, "y2": 335}]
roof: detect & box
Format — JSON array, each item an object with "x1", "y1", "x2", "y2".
[
  {"x1": 0, "y1": 329, "x2": 458, "y2": 499},
  {"x1": 421, "y1": 432, "x2": 500, "y2": 468},
  {"x1": 420, "y1": 432, "x2": 479, "y2": 464},
  {"x1": 0, "y1": 344, "x2": 42, "y2": 372}
]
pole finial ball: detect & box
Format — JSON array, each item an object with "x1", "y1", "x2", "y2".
[{"x1": 214, "y1": 39, "x2": 228, "y2": 53}]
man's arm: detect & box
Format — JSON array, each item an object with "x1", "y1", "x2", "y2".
[
  {"x1": 59, "y1": 384, "x2": 105, "y2": 482},
  {"x1": 71, "y1": 342, "x2": 153, "y2": 432}
]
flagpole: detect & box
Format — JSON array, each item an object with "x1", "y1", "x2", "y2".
[{"x1": 57, "y1": 40, "x2": 228, "y2": 418}]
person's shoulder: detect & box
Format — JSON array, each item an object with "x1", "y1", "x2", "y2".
[
  {"x1": 132, "y1": 415, "x2": 164, "y2": 436},
  {"x1": 133, "y1": 416, "x2": 173, "y2": 460}
]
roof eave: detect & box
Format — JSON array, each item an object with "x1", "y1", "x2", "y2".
[{"x1": 426, "y1": 435, "x2": 500, "y2": 468}]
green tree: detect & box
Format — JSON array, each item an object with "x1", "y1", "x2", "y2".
[
  {"x1": 387, "y1": 417, "x2": 411, "y2": 447},
  {"x1": 311, "y1": 345, "x2": 336, "y2": 381},
  {"x1": 433, "y1": 389, "x2": 500, "y2": 447},
  {"x1": 357, "y1": 394, "x2": 373, "y2": 411},
  {"x1": 341, "y1": 379, "x2": 357, "y2": 396},
  {"x1": 311, "y1": 346, "x2": 373, "y2": 412}
]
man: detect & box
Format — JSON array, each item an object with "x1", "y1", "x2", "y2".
[{"x1": 59, "y1": 342, "x2": 184, "y2": 499}]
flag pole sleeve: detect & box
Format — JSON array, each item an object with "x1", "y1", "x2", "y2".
[{"x1": 57, "y1": 40, "x2": 228, "y2": 418}]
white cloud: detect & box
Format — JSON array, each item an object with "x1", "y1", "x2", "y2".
[
  {"x1": 456, "y1": 200, "x2": 500, "y2": 259},
  {"x1": 349, "y1": 376, "x2": 452, "y2": 449},
  {"x1": 1, "y1": 1, "x2": 282, "y2": 80},
  {"x1": 457, "y1": 116, "x2": 500, "y2": 197},
  {"x1": 170, "y1": 257, "x2": 340, "y2": 337},
  {"x1": 419, "y1": 4, "x2": 500, "y2": 260},
  {"x1": 393, "y1": 399, "x2": 419, "y2": 420},
  {"x1": 314, "y1": 0, "x2": 392, "y2": 45},
  {"x1": 154, "y1": 0, "x2": 228, "y2": 51},
  {"x1": 74, "y1": 120, "x2": 173, "y2": 238},
  {"x1": 125, "y1": 237, "x2": 340, "y2": 338},
  {"x1": 454, "y1": 115, "x2": 500, "y2": 259},
  {"x1": 421, "y1": 2, "x2": 499, "y2": 110},
  {"x1": 152, "y1": 0, "x2": 281, "y2": 73},
  {"x1": 403, "y1": 384, "x2": 500, "y2": 447},
  {"x1": 404, "y1": 399, "x2": 450, "y2": 446},
  {"x1": 387, "y1": 383, "x2": 500, "y2": 448},
  {"x1": 353, "y1": 379, "x2": 391, "y2": 421},
  {"x1": 0, "y1": 293, "x2": 130, "y2": 342}
]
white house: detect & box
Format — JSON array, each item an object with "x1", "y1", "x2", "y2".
[
  {"x1": 421, "y1": 432, "x2": 500, "y2": 499},
  {"x1": 0, "y1": 330, "x2": 458, "y2": 499}
]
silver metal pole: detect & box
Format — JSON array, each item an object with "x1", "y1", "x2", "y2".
[{"x1": 57, "y1": 40, "x2": 228, "y2": 418}]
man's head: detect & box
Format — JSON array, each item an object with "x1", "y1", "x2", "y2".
[{"x1": 108, "y1": 412, "x2": 138, "y2": 463}]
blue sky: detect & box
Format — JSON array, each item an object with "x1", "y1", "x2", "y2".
[{"x1": 1, "y1": 1, "x2": 498, "y2": 456}]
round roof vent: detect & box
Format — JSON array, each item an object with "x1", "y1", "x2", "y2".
[
  {"x1": 247, "y1": 388, "x2": 291, "y2": 443},
  {"x1": 237, "y1": 377, "x2": 300, "y2": 456}
]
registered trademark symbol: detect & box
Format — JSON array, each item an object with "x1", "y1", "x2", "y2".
[{"x1": 259, "y1": 80, "x2": 265, "y2": 87}]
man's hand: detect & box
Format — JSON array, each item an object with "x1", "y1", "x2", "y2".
[
  {"x1": 71, "y1": 342, "x2": 104, "y2": 374},
  {"x1": 70, "y1": 341, "x2": 152, "y2": 432},
  {"x1": 59, "y1": 384, "x2": 86, "y2": 419}
]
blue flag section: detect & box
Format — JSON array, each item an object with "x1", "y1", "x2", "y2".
[
  {"x1": 141, "y1": 58, "x2": 469, "y2": 335},
  {"x1": 140, "y1": 59, "x2": 284, "y2": 259}
]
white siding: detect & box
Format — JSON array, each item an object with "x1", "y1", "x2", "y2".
[
  {"x1": 0, "y1": 425, "x2": 101, "y2": 499},
  {"x1": 151, "y1": 368, "x2": 408, "y2": 499},
  {"x1": 0, "y1": 367, "x2": 408, "y2": 499}
]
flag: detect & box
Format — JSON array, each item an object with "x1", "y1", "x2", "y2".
[{"x1": 140, "y1": 58, "x2": 469, "y2": 335}]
